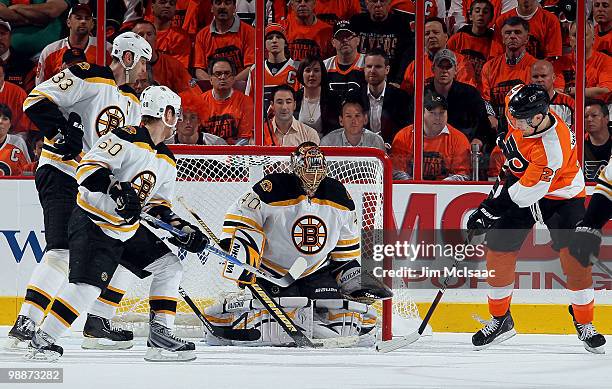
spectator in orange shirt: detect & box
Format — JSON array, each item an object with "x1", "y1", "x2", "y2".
[
  {"x1": 280, "y1": 0, "x2": 334, "y2": 61},
  {"x1": 481, "y1": 17, "x2": 537, "y2": 133},
  {"x1": 593, "y1": 0, "x2": 612, "y2": 56},
  {"x1": 0, "y1": 103, "x2": 31, "y2": 176},
  {"x1": 182, "y1": 0, "x2": 213, "y2": 38},
  {"x1": 151, "y1": 0, "x2": 192, "y2": 68},
  {"x1": 285, "y1": 0, "x2": 362, "y2": 26},
  {"x1": 448, "y1": 0, "x2": 505, "y2": 31},
  {"x1": 36, "y1": 4, "x2": 111, "y2": 86},
  {"x1": 166, "y1": 89, "x2": 227, "y2": 145},
  {"x1": 193, "y1": 0, "x2": 255, "y2": 81},
  {"x1": 447, "y1": 0, "x2": 495, "y2": 89},
  {"x1": 401, "y1": 17, "x2": 477, "y2": 93},
  {"x1": 391, "y1": 90, "x2": 471, "y2": 181},
  {"x1": 133, "y1": 20, "x2": 193, "y2": 93},
  {"x1": 530, "y1": 59, "x2": 574, "y2": 127},
  {"x1": 0, "y1": 64, "x2": 31, "y2": 134},
  {"x1": 198, "y1": 57, "x2": 253, "y2": 144},
  {"x1": 0, "y1": 20, "x2": 34, "y2": 92},
  {"x1": 566, "y1": 21, "x2": 612, "y2": 102},
  {"x1": 490, "y1": 0, "x2": 563, "y2": 59}
]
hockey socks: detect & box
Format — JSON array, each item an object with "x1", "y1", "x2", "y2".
[{"x1": 89, "y1": 265, "x2": 135, "y2": 319}]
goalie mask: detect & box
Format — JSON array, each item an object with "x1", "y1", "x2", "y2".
[{"x1": 291, "y1": 142, "x2": 327, "y2": 196}]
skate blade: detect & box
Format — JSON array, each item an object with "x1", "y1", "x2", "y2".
[
  {"x1": 4, "y1": 337, "x2": 30, "y2": 351},
  {"x1": 473, "y1": 328, "x2": 517, "y2": 351},
  {"x1": 24, "y1": 349, "x2": 61, "y2": 362},
  {"x1": 584, "y1": 342, "x2": 605, "y2": 354},
  {"x1": 81, "y1": 337, "x2": 133, "y2": 350},
  {"x1": 144, "y1": 347, "x2": 196, "y2": 362}
]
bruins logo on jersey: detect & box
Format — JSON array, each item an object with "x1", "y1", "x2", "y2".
[
  {"x1": 96, "y1": 106, "x2": 126, "y2": 137},
  {"x1": 260, "y1": 179, "x2": 273, "y2": 192},
  {"x1": 132, "y1": 170, "x2": 156, "y2": 204},
  {"x1": 292, "y1": 215, "x2": 327, "y2": 254}
]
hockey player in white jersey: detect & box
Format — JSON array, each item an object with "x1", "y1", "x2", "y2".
[
  {"x1": 26, "y1": 86, "x2": 209, "y2": 362},
  {"x1": 205, "y1": 142, "x2": 391, "y2": 346},
  {"x1": 7, "y1": 32, "x2": 152, "y2": 350}
]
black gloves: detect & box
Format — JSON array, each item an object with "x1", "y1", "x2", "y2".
[
  {"x1": 108, "y1": 181, "x2": 141, "y2": 223},
  {"x1": 467, "y1": 201, "x2": 502, "y2": 236},
  {"x1": 569, "y1": 222, "x2": 601, "y2": 268},
  {"x1": 55, "y1": 112, "x2": 84, "y2": 161},
  {"x1": 168, "y1": 220, "x2": 209, "y2": 253}
]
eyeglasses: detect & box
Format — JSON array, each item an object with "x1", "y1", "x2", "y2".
[{"x1": 211, "y1": 71, "x2": 233, "y2": 79}]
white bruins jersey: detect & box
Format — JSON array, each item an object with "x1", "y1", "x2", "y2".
[
  {"x1": 222, "y1": 173, "x2": 360, "y2": 279},
  {"x1": 76, "y1": 126, "x2": 177, "y2": 241},
  {"x1": 594, "y1": 157, "x2": 612, "y2": 201},
  {"x1": 23, "y1": 62, "x2": 141, "y2": 178}
]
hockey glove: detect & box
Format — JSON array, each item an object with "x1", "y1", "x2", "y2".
[
  {"x1": 55, "y1": 112, "x2": 84, "y2": 161},
  {"x1": 569, "y1": 222, "x2": 602, "y2": 268},
  {"x1": 168, "y1": 221, "x2": 209, "y2": 253},
  {"x1": 467, "y1": 201, "x2": 501, "y2": 236},
  {"x1": 108, "y1": 181, "x2": 141, "y2": 223},
  {"x1": 333, "y1": 260, "x2": 392, "y2": 305}
]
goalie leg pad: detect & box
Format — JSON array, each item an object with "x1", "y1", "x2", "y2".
[
  {"x1": 223, "y1": 228, "x2": 265, "y2": 285},
  {"x1": 312, "y1": 299, "x2": 378, "y2": 346}
]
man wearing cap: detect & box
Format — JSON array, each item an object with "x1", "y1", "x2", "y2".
[
  {"x1": 0, "y1": 0, "x2": 69, "y2": 58},
  {"x1": 0, "y1": 19, "x2": 34, "y2": 91},
  {"x1": 280, "y1": 0, "x2": 333, "y2": 61},
  {"x1": 426, "y1": 48, "x2": 493, "y2": 151},
  {"x1": 324, "y1": 20, "x2": 366, "y2": 105},
  {"x1": 391, "y1": 89, "x2": 471, "y2": 181},
  {"x1": 36, "y1": 3, "x2": 111, "y2": 85},
  {"x1": 401, "y1": 17, "x2": 477, "y2": 93}
]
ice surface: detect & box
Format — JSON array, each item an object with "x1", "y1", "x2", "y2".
[{"x1": 0, "y1": 327, "x2": 609, "y2": 389}]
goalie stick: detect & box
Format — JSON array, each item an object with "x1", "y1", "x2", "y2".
[
  {"x1": 176, "y1": 197, "x2": 360, "y2": 349},
  {"x1": 140, "y1": 212, "x2": 307, "y2": 287}
]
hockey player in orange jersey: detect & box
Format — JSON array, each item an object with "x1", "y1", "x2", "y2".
[{"x1": 467, "y1": 84, "x2": 606, "y2": 354}]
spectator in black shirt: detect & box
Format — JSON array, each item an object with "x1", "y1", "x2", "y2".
[
  {"x1": 0, "y1": 20, "x2": 34, "y2": 92},
  {"x1": 425, "y1": 49, "x2": 494, "y2": 151},
  {"x1": 350, "y1": 0, "x2": 415, "y2": 85},
  {"x1": 584, "y1": 99, "x2": 611, "y2": 181}
]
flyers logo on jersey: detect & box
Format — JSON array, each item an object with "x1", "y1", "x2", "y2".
[
  {"x1": 132, "y1": 170, "x2": 156, "y2": 204},
  {"x1": 500, "y1": 135, "x2": 529, "y2": 173},
  {"x1": 96, "y1": 106, "x2": 126, "y2": 137},
  {"x1": 292, "y1": 215, "x2": 327, "y2": 254}
]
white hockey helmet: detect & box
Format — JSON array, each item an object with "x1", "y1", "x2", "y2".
[
  {"x1": 140, "y1": 86, "x2": 182, "y2": 127},
  {"x1": 112, "y1": 32, "x2": 152, "y2": 71}
]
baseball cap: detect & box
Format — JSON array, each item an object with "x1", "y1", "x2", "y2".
[
  {"x1": 333, "y1": 20, "x2": 354, "y2": 38},
  {"x1": 424, "y1": 89, "x2": 448, "y2": 111},
  {"x1": 433, "y1": 49, "x2": 457, "y2": 67},
  {"x1": 265, "y1": 23, "x2": 286, "y2": 39},
  {"x1": 0, "y1": 20, "x2": 11, "y2": 32},
  {"x1": 62, "y1": 48, "x2": 87, "y2": 65},
  {"x1": 68, "y1": 3, "x2": 93, "y2": 17}
]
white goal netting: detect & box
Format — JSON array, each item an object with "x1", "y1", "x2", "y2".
[{"x1": 114, "y1": 146, "x2": 420, "y2": 338}]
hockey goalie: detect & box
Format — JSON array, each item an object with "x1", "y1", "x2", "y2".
[{"x1": 203, "y1": 142, "x2": 392, "y2": 347}]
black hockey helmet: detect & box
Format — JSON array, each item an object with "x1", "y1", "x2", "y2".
[{"x1": 507, "y1": 84, "x2": 550, "y2": 120}]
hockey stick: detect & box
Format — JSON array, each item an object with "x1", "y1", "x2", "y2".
[
  {"x1": 140, "y1": 212, "x2": 306, "y2": 287},
  {"x1": 377, "y1": 169, "x2": 512, "y2": 352},
  {"x1": 591, "y1": 255, "x2": 612, "y2": 278},
  {"x1": 178, "y1": 286, "x2": 261, "y2": 341}
]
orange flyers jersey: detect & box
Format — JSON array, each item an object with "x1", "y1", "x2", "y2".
[
  {"x1": 501, "y1": 97, "x2": 584, "y2": 207},
  {"x1": 490, "y1": 7, "x2": 562, "y2": 59},
  {"x1": 389, "y1": 0, "x2": 444, "y2": 18},
  {"x1": 182, "y1": 0, "x2": 213, "y2": 36},
  {"x1": 446, "y1": 26, "x2": 494, "y2": 87},
  {"x1": 401, "y1": 51, "x2": 478, "y2": 92},
  {"x1": 0, "y1": 134, "x2": 32, "y2": 176},
  {"x1": 35, "y1": 37, "x2": 112, "y2": 85},
  {"x1": 193, "y1": 20, "x2": 255, "y2": 73},
  {"x1": 280, "y1": 15, "x2": 334, "y2": 61},
  {"x1": 156, "y1": 26, "x2": 192, "y2": 68},
  {"x1": 244, "y1": 60, "x2": 300, "y2": 101},
  {"x1": 152, "y1": 53, "x2": 193, "y2": 93},
  {"x1": 594, "y1": 25, "x2": 612, "y2": 56},
  {"x1": 391, "y1": 124, "x2": 471, "y2": 180},
  {"x1": 198, "y1": 90, "x2": 254, "y2": 144}
]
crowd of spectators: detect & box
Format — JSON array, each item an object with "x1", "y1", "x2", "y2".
[{"x1": 0, "y1": 0, "x2": 609, "y2": 182}]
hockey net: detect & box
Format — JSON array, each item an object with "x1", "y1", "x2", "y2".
[{"x1": 114, "y1": 146, "x2": 420, "y2": 340}]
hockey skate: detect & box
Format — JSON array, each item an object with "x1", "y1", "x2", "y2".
[
  {"x1": 569, "y1": 305, "x2": 606, "y2": 354},
  {"x1": 472, "y1": 310, "x2": 517, "y2": 350},
  {"x1": 25, "y1": 329, "x2": 63, "y2": 362},
  {"x1": 144, "y1": 313, "x2": 196, "y2": 362},
  {"x1": 81, "y1": 314, "x2": 134, "y2": 350},
  {"x1": 5, "y1": 315, "x2": 35, "y2": 350}
]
